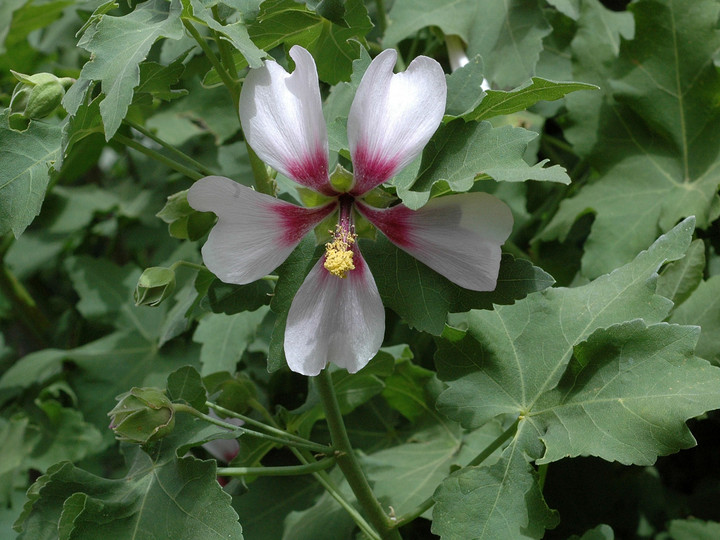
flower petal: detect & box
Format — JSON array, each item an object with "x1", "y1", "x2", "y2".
[
  {"x1": 188, "y1": 176, "x2": 336, "y2": 284},
  {"x1": 356, "y1": 193, "x2": 513, "y2": 291},
  {"x1": 347, "y1": 49, "x2": 447, "y2": 195},
  {"x1": 284, "y1": 249, "x2": 385, "y2": 376},
  {"x1": 239, "y1": 46, "x2": 333, "y2": 195}
]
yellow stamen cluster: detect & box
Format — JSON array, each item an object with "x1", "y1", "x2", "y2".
[{"x1": 324, "y1": 225, "x2": 357, "y2": 278}]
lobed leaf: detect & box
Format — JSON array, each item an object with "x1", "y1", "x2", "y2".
[
  {"x1": 63, "y1": 0, "x2": 185, "y2": 140},
  {"x1": 0, "y1": 112, "x2": 62, "y2": 238}
]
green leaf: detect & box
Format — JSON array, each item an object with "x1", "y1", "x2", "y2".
[
  {"x1": 450, "y1": 77, "x2": 598, "y2": 122},
  {"x1": 667, "y1": 519, "x2": 720, "y2": 540},
  {"x1": 0, "y1": 111, "x2": 62, "y2": 238},
  {"x1": 435, "y1": 218, "x2": 720, "y2": 482},
  {"x1": 207, "y1": 279, "x2": 274, "y2": 314},
  {"x1": 232, "y1": 475, "x2": 319, "y2": 540},
  {"x1": 539, "y1": 320, "x2": 719, "y2": 464},
  {"x1": 70, "y1": 331, "x2": 200, "y2": 442},
  {"x1": 383, "y1": 0, "x2": 478, "y2": 47},
  {"x1": 395, "y1": 120, "x2": 570, "y2": 210},
  {"x1": 268, "y1": 235, "x2": 320, "y2": 372},
  {"x1": 15, "y1": 450, "x2": 243, "y2": 539},
  {"x1": 193, "y1": 308, "x2": 270, "y2": 375},
  {"x1": 669, "y1": 276, "x2": 720, "y2": 364},
  {"x1": 366, "y1": 419, "x2": 506, "y2": 519},
  {"x1": 63, "y1": 0, "x2": 184, "y2": 140},
  {"x1": 432, "y1": 438, "x2": 559, "y2": 539},
  {"x1": 26, "y1": 400, "x2": 104, "y2": 471},
  {"x1": 435, "y1": 219, "x2": 697, "y2": 433},
  {"x1": 0, "y1": 0, "x2": 26, "y2": 54},
  {"x1": 187, "y1": 0, "x2": 266, "y2": 68},
  {"x1": 247, "y1": 0, "x2": 371, "y2": 84},
  {"x1": 0, "y1": 415, "x2": 39, "y2": 500},
  {"x1": 657, "y1": 238, "x2": 706, "y2": 307},
  {"x1": 465, "y1": 0, "x2": 552, "y2": 88},
  {"x1": 543, "y1": 0, "x2": 720, "y2": 278},
  {"x1": 134, "y1": 58, "x2": 188, "y2": 101},
  {"x1": 363, "y1": 238, "x2": 554, "y2": 335},
  {"x1": 2, "y1": 0, "x2": 73, "y2": 52},
  {"x1": 146, "y1": 77, "x2": 239, "y2": 145},
  {"x1": 167, "y1": 365, "x2": 207, "y2": 410}
]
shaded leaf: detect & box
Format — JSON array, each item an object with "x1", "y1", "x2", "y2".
[
  {"x1": 63, "y1": 0, "x2": 185, "y2": 140},
  {"x1": 396, "y1": 120, "x2": 569, "y2": 210},
  {"x1": 0, "y1": 112, "x2": 62, "y2": 238},
  {"x1": 193, "y1": 308, "x2": 270, "y2": 375},
  {"x1": 543, "y1": 0, "x2": 720, "y2": 277}
]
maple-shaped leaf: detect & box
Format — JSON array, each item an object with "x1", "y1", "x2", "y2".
[
  {"x1": 432, "y1": 219, "x2": 720, "y2": 538},
  {"x1": 541, "y1": 0, "x2": 720, "y2": 278}
]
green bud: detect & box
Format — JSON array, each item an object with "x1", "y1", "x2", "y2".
[
  {"x1": 9, "y1": 71, "x2": 75, "y2": 119},
  {"x1": 329, "y1": 164, "x2": 354, "y2": 192},
  {"x1": 134, "y1": 266, "x2": 176, "y2": 306},
  {"x1": 108, "y1": 387, "x2": 175, "y2": 444},
  {"x1": 215, "y1": 374, "x2": 258, "y2": 415}
]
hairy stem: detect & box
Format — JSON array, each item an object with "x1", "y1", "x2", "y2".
[
  {"x1": 174, "y1": 404, "x2": 331, "y2": 453},
  {"x1": 183, "y1": 18, "x2": 239, "y2": 104},
  {"x1": 395, "y1": 417, "x2": 520, "y2": 525},
  {"x1": 314, "y1": 369, "x2": 401, "y2": 539},
  {"x1": 207, "y1": 401, "x2": 322, "y2": 448},
  {"x1": 124, "y1": 120, "x2": 217, "y2": 177},
  {"x1": 217, "y1": 456, "x2": 336, "y2": 477},
  {"x1": 113, "y1": 134, "x2": 203, "y2": 181}
]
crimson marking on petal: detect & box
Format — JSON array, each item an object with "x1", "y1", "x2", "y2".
[
  {"x1": 351, "y1": 145, "x2": 400, "y2": 196},
  {"x1": 355, "y1": 202, "x2": 416, "y2": 248},
  {"x1": 272, "y1": 201, "x2": 337, "y2": 245},
  {"x1": 286, "y1": 147, "x2": 335, "y2": 195}
]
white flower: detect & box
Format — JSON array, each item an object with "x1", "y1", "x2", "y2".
[{"x1": 189, "y1": 46, "x2": 513, "y2": 376}]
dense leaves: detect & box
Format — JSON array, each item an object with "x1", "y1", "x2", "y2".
[{"x1": 2, "y1": 1, "x2": 720, "y2": 539}]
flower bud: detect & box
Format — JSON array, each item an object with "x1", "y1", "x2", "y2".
[
  {"x1": 108, "y1": 387, "x2": 175, "y2": 444},
  {"x1": 329, "y1": 164, "x2": 354, "y2": 192},
  {"x1": 9, "y1": 71, "x2": 74, "y2": 119},
  {"x1": 215, "y1": 374, "x2": 258, "y2": 415},
  {"x1": 134, "y1": 266, "x2": 176, "y2": 306}
]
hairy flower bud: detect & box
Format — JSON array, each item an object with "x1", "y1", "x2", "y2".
[
  {"x1": 134, "y1": 266, "x2": 176, "y2": 306},
  {"x1": 10, "y1": 71, "x2": 74, "y2": 119},
  {"x1": 108, "y1": 387, "x2": 175, "y2": 444}
]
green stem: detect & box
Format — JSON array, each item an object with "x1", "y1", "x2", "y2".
[
  {"x1": 114, "y1": 134, "x2": 203, "y2": 181},
  {"x1": 174, "y1": 404, "x2": 331, "y2": 453},
  {"x1": 211, "y1": 5, "x2": 239, "y2": 81},
  {"x1": 374, "y1": 0, "x2": 387, "y2": 35},
  {"x1": 238, "y1": 399, "x2": 380, "y2": 539},
  {"x1": 537, "y1": 463, "x2": 549, "y2": 491},
  {"x1": 246, "y1": 144, "x2": 276, "y2": 196},
  {"x1": 207, "y1": 401, "x2": 321, "y2": 448},
  {"x1": 293, "y1": 448, "x2": 381, "y2": 540},
  {"x1": 314, "y1": 369, "x2": 400, "y2": 539},
  {"x1": 218, "y1": 456, "x2": 336, "y2": 477},
  {"x1": 124, "y1": 120, "x2": 217, "y2": 177},
  {"x1": 395, "y1": 417, "x2": 520, "y2": 526},
  {"x1": 0, "y1": 261, "x2": 49, "y2": 342},
  {"x1": 169, "y1": 260, "x2": 206, "y2": 273},
  {"x1": 183, "y1": 18, "x2": 239, "y2": 104},
  {"x1": 543, "y1": 134, "x2": 575, "y2": 154}
]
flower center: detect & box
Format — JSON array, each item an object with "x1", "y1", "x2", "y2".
[
  {"x1": 324, "y1": 197, "x2": 357, "y2": 279},
  {"x1": 324, "y1": 220, "x2": 356, "y2": 278}
]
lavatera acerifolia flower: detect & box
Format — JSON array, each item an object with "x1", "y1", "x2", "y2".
[{"x1": 188, "y1": 46, "x2": 513, "y2": 376}]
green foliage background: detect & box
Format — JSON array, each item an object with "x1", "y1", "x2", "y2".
[{"x1": 2, "y1": 0, "x2": 720, "y2": 538}]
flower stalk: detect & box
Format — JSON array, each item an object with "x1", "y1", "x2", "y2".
[
  {"x1": 217, "y1": 456, "x2": 336, "y2": 477},
  {"x1": 174, "y1": 403, "x2": 331, "y2": 453},
  {"x1": 113, "y1": 133, "x2": 203, "y2": 181},
  {"x1": 314, "y1": 369, "x2": 401, "y2": 540}
]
